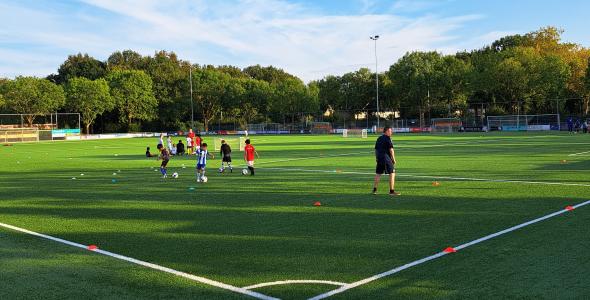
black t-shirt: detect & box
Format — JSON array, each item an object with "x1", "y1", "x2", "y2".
[
  {"x1": 374, "y1": 134, "x2": 393, "y2": 162},
  {"x1": 177, "y1": 142, "x2": 185, "y2": 152},
  {"x1": 220, "y1": 144, "x2": 232, "y2": 156}
]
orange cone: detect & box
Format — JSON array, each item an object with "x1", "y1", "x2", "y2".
[
  {"x1": 432, "y1": 181, "x2": 441, "y2": 187},
  {"x1": 314, "y1": 201, "x2": 322, "y2": 207}
]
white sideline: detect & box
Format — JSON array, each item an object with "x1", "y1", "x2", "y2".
[
  {"x1": 0, "y1": 222, "x2": 278, "y2": 300},
  {"x1": 309, "y1": 199, "x2": 590, "y2": 300},
  {"x1": 260, "y1": 167, "x2": 590, "y2": 188},
  {"x1": 243, "y1": 280, "x2": 346, "y2": 290},
  {"x1": 568, "y1": 150, "x2": 590, "y2": 156}
]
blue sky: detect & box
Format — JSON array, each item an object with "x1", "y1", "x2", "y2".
[{"x1": 1, "y1": 0, "x2": 589, "y2": 82}]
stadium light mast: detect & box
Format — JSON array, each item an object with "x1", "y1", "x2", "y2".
[
  {"x1": 189, "y1": 64, "x2": 194, "y2": 130},
  {"x1": 370, "y1": 35, "x2": 380, "y2": 130}
]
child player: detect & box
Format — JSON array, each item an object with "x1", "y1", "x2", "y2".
[
  {"x1": 244, "y1": 139, "x2": 259, "y2": 176},
  {"x1": 196, "y1": 143, "x2": 214, "y2": 182},
  {"x1": 158, "y1": 146, "x2": 171, "y2": 178},
  {"x1": 219, "y1": 139, "x2": 233, "y2": 173},
  {"x1": 194, "y1": 134, "x2": 202, "y2": 154}
]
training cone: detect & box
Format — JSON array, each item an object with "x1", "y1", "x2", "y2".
[
  {"x1": 565, "y1": 205, "x2": 574, "y2": 211},
  {"x1": 432, "y1": 181, "x2": 441, "y2": 187},
  {"x1": 88, "y1": 245, "x2": 98, "y2": 251},
  {"x1": 314, "y1": 201, "x2": 322, "y2": 206},
  {"x1": 443, "y1": 247, "x2": 456, "y2": 253}
]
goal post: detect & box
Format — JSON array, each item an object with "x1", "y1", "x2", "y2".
[
  {"x1": 214, "y1": 137, "x2": 245, "y2": 152},
  {"x1": 431, "y1": 118, "x2": 463, "y2": 133},
  {"x1": 486, "y1": 114, "x2": 559, "y2": 131},
  {"x1": 342, "y1": 129, "x2": 368, "y2": 138},
  {"x1": 310, "y1": 122, "x2": 332, "y2": 134}
]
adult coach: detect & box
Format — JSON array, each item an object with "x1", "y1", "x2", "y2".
[{"x1": 372, "y1": 127, "x2": 400, "y2": 196}]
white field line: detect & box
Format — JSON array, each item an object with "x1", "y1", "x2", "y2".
[
  {"x1": 309, "y1": 199, "x2": 590, "y2": 300},
  {"x1": 260, "y1": 167, "x2": 590, "y2": 188},
  {"x1": 0, "y1": 222, "x2": 278, "y2": 300},
  {"x1": 243, "y1": 280, "x2": 346, "y2": 290},
  {"x1": 568, "y1": 150, "x2": 590, "y2": 156},
  {"x1": 253, "y1": 151, "x2": 373, "y2": 166}
]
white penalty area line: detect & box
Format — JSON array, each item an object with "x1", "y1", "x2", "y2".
[
  {"x1": 309, "y1": 199, "x2": 590, "y2": 300},
  {"x1": 0, "y1": 222, "x2": 278, "y2": 300},
  {"x1": 260, "y1": 167, "x2": 590, "y2": 188},
  {"x1": 243, "y1": 280, "x2": 346, "y2": 290}
]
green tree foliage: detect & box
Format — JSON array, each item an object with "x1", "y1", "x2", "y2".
[
  {"x1": 232, "y1": 77, "x2": 273, "y2": 125},
  {"x1": 388, "y1": 51, "x2": 442, "y2": 126},
  {"x1": 3, "y1": 76, "x2": 65, "y2": 126},
  {"x1": 107, "y1": 50, "x2": 145, "y2": 71},
  {"x1": 51, "y1": 53, "x2": 107, "y2": 84},
  {"x1": 191, "y1": 68, "x2": 236, "y2": 131},
  {"x1": 142, "y1": 51, "x2": 188, "y2": 129},
  {"x1": 65, "y1": 77, "x2": 114, "y2": 134},
  {"x1": 106, "y1": 70, "x2": 158, "y2": 130},
  {"x1": 0, "y1": 78, "x2": 7, "y2": 108},
  {"x1": 270, "y1": 77, "x2": 318, "y2": 123},
  {"x1": 243, "y1": 65, "x2": 299, "y2": 84}
]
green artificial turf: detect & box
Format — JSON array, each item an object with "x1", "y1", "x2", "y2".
[{"x1": 0, "y1": 132, "x2": 589, "y2": 299}]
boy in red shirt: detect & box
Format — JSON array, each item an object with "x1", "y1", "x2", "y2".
[
  {"x1": 194, "y1": 134, "x2": 202, "y2": 153},
  {"x1": 243, "y1": 139, "x2": 259, "y2": 176}
]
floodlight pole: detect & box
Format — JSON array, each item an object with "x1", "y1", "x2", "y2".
[
  {"x1": 370, "y1": 35, "x2": 380, "y2": 130},
  {"x1": 189, "y1": 65, "x2": 194, "y2": 130}
]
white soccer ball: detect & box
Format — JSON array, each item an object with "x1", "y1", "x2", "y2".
[
  {"x1": 241, "y1": 168, "x2": 249, "y2": 175},
  {"x1": 218, "y1": 167, "x2": 224, "y2": 173},
  {"x1": 172, "y1": 172, "x2": 179, "y2": 178},
  {"x1": 201, "y1": 176, "x2": 208, "y2": 183}
]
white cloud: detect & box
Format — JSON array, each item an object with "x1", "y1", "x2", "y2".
[{"x1": 0, "y1": 0, "x2": 486, "y2": 81}]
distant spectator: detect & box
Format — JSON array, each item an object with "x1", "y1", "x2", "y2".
[
  {"x1": 567, "y1": 116, "x2": 574, "y2": 133},
  {"x1": 583, "y1": 120, "x2": 588, "y2": 134},
  {"x1": 167, "y1": 136, "x2": 173, "y2": 152},
  {"x1": 177, "y1": 140, "x2": 185, "y2": 156},
  {"x1": 170, "y1": 143, "x2": 177, "y2": 155},
  {"x1": 575, "y1": 119, "x2": 581, "y2": 133}
]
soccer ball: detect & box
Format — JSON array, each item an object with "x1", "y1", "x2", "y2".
[
  {"x1": 201, "y1": 176, "x2": 208, "y2": 183},
  {"x1": 218, "y1": 167, "x2": 224, "y2": 173},
  {"x1": 172, "y1": 172, "x2": 179, "y2": 178},
  {"x1": 241, "y1": 168, "x2": 249, "y2": 175}
]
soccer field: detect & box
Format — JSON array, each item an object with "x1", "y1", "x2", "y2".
[{"x1": 1, "y1": 132, "x2": 589, "y2": 299}]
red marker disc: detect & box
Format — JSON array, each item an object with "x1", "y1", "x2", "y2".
[
  {"x1": 565, "y1": 205, "x2": 574, "y2": 211},
  {"x1": 88, "y1": 245, "x2": 98, "y2": 251},
  {"x1": 314, "y1": 201, "x2": 322, "y2": 206},
  {"x1": 443, "y1": 247, "x2": 456, "y2": 253}
]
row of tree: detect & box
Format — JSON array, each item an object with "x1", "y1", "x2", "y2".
[
  {"x1": 314, "y1": 27, "x2": 590, "y2": 127},
  {"x1": 0, "y1": 26, "x2": 589, "y2": 133}
]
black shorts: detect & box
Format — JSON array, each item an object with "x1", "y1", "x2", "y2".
[
  {"x1": 222, "y1": 155, "x2": 232, "y2": 162},
  {"x1": 376, "y1": 160, "x2": 394, "y2": 174},
  {"x1": 161, "y1": 159, "x2": 169, "y2": 168}
]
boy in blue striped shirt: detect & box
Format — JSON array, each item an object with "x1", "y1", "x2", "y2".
[{"x1": 196, "y1": 143, "x2": 214, "y2": 182}]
